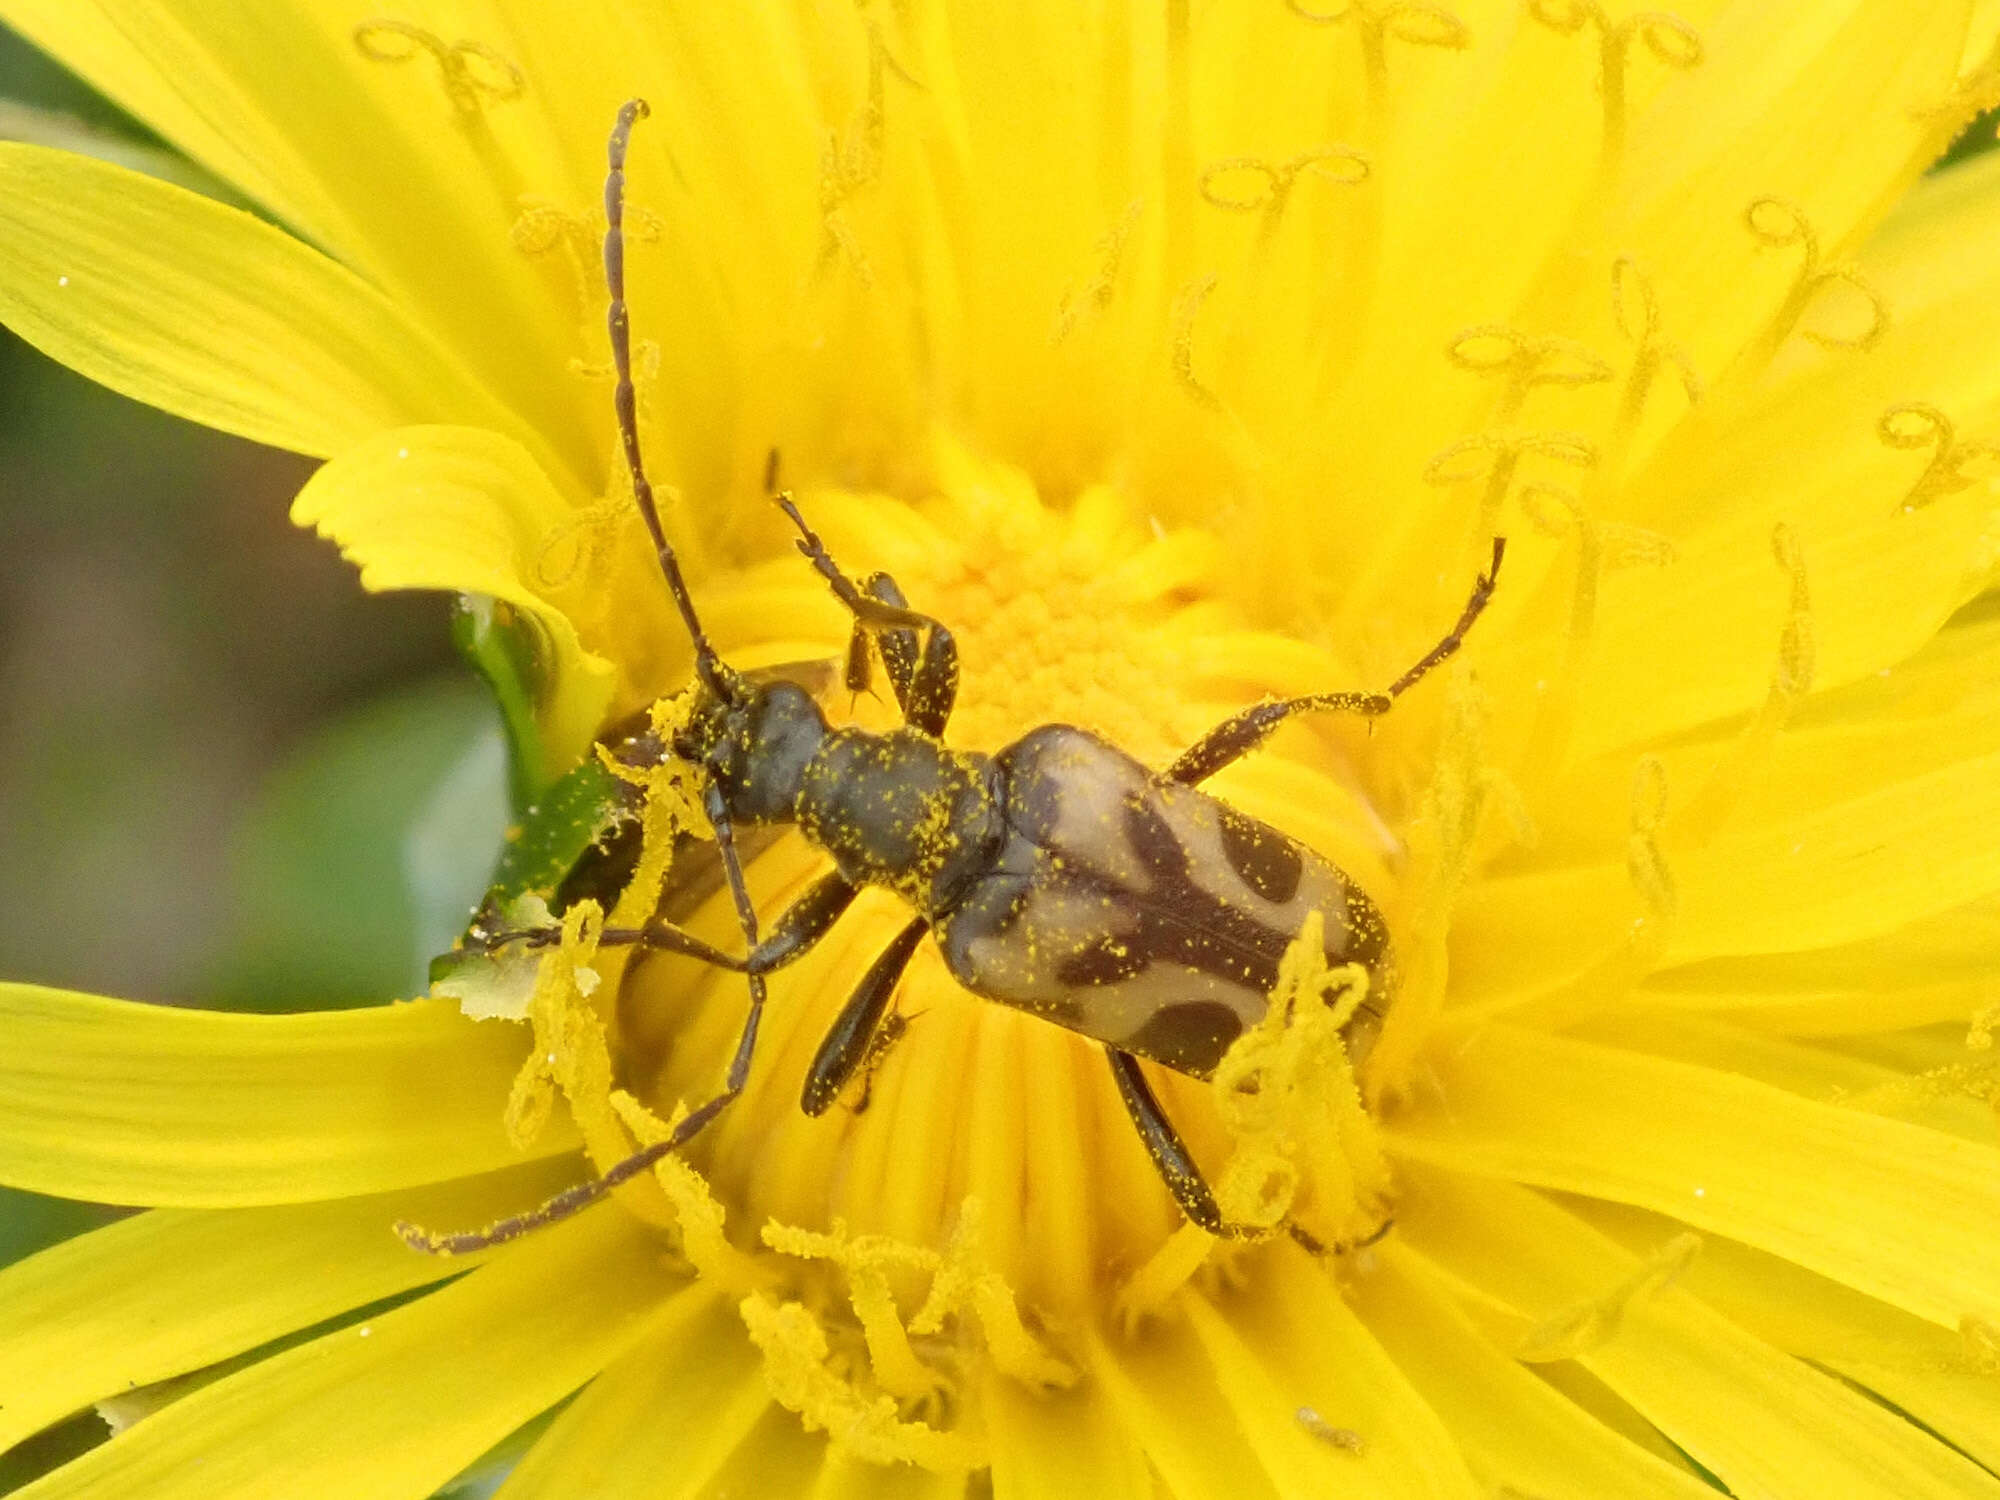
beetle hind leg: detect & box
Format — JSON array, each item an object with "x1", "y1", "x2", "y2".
[{"x1": 1107, "y1": 1049, "x2": 1261, "y2": 1240}]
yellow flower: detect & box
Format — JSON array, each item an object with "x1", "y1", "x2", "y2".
[{"x1": 5, "y1": 2, "x2": 2000, "y2": 1496}]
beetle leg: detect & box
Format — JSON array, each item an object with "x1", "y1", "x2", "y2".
[
  {"x1": 1166, "y1": 538, "x2": 1505, "y2": 786},
  {"x1": 1106, "y1": 1049, "x2": 1259, "y2": 1240},
  {"x1": 800, "y1": 915, "x2": 929, "y2": 1115},
  {"x1": 774, "y1": 496, "x2": 961, "y2": 736},
  {"x1": 473, "y1": 869, "x2": 858, "y2": 976}
]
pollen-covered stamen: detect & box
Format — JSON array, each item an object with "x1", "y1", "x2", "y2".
[
  {"x1": 1523, "y1": 2, "x2": 1704, "y2": 173},
  {"x1": 352, "y1": 20, "x2": 525, "y2": 115},
  {"x1": 1743, "y1": 196, "x2": 1889, "y2": 356},
  {"x1": 1878, "y1": 403, "x2": 2000, "y2": 514}
]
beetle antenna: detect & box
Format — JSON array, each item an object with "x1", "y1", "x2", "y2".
[{"x1": 605, "y1": 98, "x2": 730, "y2": 696}]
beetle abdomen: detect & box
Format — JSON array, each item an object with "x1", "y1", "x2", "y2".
[{"x1": 934, "y1": 725, "x2": 1391, "y2": 1078}]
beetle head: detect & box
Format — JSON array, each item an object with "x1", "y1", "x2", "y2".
[{"x1": 674, "y1": 673, "x2": 829, "y2": 825}]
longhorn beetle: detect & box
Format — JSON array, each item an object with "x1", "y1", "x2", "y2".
[{"x1": 400, "y1": 99, "x2": 1503, "y2": 1255}]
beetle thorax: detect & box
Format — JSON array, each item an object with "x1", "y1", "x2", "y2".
[{"x1": 798, "y1": 726, "x2": 1007, "y2": 915}]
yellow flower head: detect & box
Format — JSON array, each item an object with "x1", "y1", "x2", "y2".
[{"x1": 4, "y1": 3, "x2": 2000, "y2": 1497}]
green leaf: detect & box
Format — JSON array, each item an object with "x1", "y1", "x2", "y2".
[
  {"x1": 207, "y1": 677, "x2": 509, "y2": 1010},
  {"x1": 451, "y1": 594, "x2": 559, "y2": 813}
]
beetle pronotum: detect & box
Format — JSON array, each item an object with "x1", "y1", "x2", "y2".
[{"x1": 400, "y1": 99, "x2": 1503, "y2": 1255}]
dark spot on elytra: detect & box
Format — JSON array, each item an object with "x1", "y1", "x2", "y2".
[
  {"x1": 1056, "y1": 933, "x2": 1148, "y2": 987},
  {"x1": 1122, "y1": 793, "x2": 1191, "y2": 880},
  {"x1": 1216, "y1": 804, "x2": 1303, "y2": 905},
  {"x1": 1124, "y1": 999, "x2": 1245, "y2": 1078}
]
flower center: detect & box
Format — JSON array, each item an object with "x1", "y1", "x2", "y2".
[{"x1": 591, "y1": 459, "x2": 1401, "y2": 1335}]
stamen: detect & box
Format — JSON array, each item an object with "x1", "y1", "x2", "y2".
[
  {"x1": 1744, "y1": 197, "x2": 1888, "y2": 354},
  {"x1": 502, "y1": 899, "x2": 613, "y2": 1153},
  {"x1": 762, "y1": 1220, "x2": 950, "y2": 1403},
  {"x1": 1445, "y1": 324, "x2": 1613, "y2": 423},
  {"x1": 1476, "y1": 754, "x2": 1677, "y2": 1031},
  {"x1": 816, "y1": 19, "x2": 918, "y2": 283},
  {"x1": 1907, "y1": 30, "x2": 2000, "y2": 153},
  {"x1": 1518, "y1": 481, "x2": 1676, "y2": 772},
  {"x1": 1114, "y1": 1225, "x2": 1217, "y2": 1332},
  {"x1": 1962, "y1": 1316, "x2": 2000, "y2": 1375},
  {"x1": 737, "y1": 1294, "x2": 982, "y2": 1471},
  {"x1": 1423, "y1": 427, "x2": 1598, "y2": 541},
  {"x1": 911, "y1": 1202, "x2": 1077, "y2": 1388},
  {"x1": 608, "y1": 1092, "x2": 768, "y2": 1289},
  {"x1": 1514, "y1": 1232, "x2": 1701, "y2": 1361},
  {"x1": 1675, "y1": 523, "x2": 1813, "y2": 846},
  {"x1": 353, "y1": 20, "x2": 525, "y2": 115},
  {"x1": 1370, "y1": 675, "x2": 1491, "y2": 1093},
  {"x1": 1878, "y1": 402, "x2": 2000, "y2": 514},
  {"x1": 1609, "y1": 256, "x2": 1702, "y2": 449},
  {"x1": 1198, "y1": 147, "x2": 1370, "y2": 242},
  {"x1": 1051, "y1": 199, "x2": 1144, "y2": 343},
  {"x1": 1285, "y1": 2, "x2": 1471, "y2": 124},
  {"x1": 1523, "y1": 3, "x2": 1703, "y2": 173},
  {"x1": 1171, "y1": 272, "x2": 1226, "y2": 411}
]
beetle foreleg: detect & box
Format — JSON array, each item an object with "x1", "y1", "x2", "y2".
[
  {"x1": 800, "y1": 915, "x2": 929, "y2": 1116},
  {"x1": 1165, "y1": 538, "x2": 1505, "y2": 786},
  {"x1": 774, "y1": 496, "x2": 960, "y2": 736},
  {"x1": 1107, "y1": 1049, "x2": 1260, "y2": 1240}
]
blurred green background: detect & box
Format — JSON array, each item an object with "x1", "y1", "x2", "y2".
[
  {"x1": 0, "y1": 15, "x2": 1996, "y2": 1494},
  {"x1": 0, "y1": 24, "x2": 522, "y2": 1490}
]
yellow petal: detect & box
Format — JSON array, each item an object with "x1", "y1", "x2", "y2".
[
  {"x1": 0, "y1": 0, "x2": 597, "y2": 468},
  {"x1": 0, "y1": 143, "x2": 537, "y2": 463},
  {"x1": 1185, "y1": 1255, "x2": 1487, "y2": 1500},
  {"x1": 1090, "y1": 1248, "x2": 1484, "y2": 1500},
  {"x1": 289, "y1": 425, "x2": 618, "y2": 772},
  {"x1": 1570, "y1": 1010, "x2": 1995, "y2": 1143},
  {"x1": 490, "y1": 1283, "x2": 772, "y2": 1500},
  {"x1": 0, "y1": 1159, "x2": 578, "y2": 1452},
  {"x1": 1400, "y1": 1167, "x2": 2000, "y2": 1500},
  {"x1": 1387, "y1": 1023, "x2": 2000, "y2": 1332},
  {"x1": 12, "y1": 1205, "x2": 672, "y2": 1500},
  {"x1": 1354, "y1": 1246, "x2": 1718, "y2": 1500},
  {"x1": 1575, "y1": 1197, "x2": 2000, "y2": 1475},
  {"x1": 0, "y1": 985, "x2": 575, "y2": 1206},
  {"x1": 1603, "y1": 0, "x2": 1969, "y2": 387},
  {"x1": 984, "y1": 1365, "x2": 1151, "y2": 1500}
]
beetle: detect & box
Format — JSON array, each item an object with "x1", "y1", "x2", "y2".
[{"x1": 402, "y1": 98, "x2": 1503, "y2": 1255}]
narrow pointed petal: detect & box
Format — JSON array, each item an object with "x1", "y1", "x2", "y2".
[
  {"x1": 1355, "y1": 1246, "x2": 1720, "y2": 1500},
  {"x1": 0, "y1": 144, "x2": 538, "y2": 464},
  {"x1": 0, "y1": 1159, "x2": 578, "y2": 1452},
  {"x1": 1387, "y1": 1024, "x2": 2000, "y2": 1332},
  {"x1": 1401, "y1": 1168, "x2": 2000, "y2": 1500},
  {"x1": 0, "y1": 986, "x2": 574, "y2": 1206},
  {"x1": 9, "y1": 1206, "x2": 673, "y2": 1500},
  {"x1": 491, "y1": 1285, "x2": 769, "y2": 1500}
]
